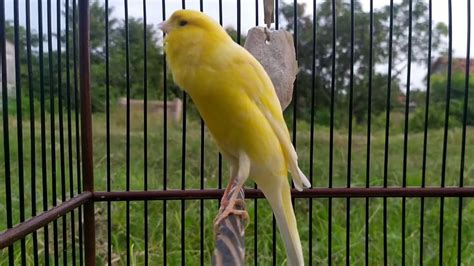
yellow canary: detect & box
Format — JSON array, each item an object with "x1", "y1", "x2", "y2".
[{"x1": 160, "y1": 10, "x2": 310, "y2": 265}]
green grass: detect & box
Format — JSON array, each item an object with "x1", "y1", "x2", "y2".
[{"x1": 1, "y1": 108, "x2": 474, "y2": 265}]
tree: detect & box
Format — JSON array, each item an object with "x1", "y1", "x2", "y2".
[
  {"x1": 279, "y1": 0, "x2": 447, "y2": 124},
  {"x1": 4, "y1": 20, "x2": 43, "y2": 106},
  {"x1": 108, "y1": 17, "x2": 164, "y2": 99},
  {"x1": 67, "y1": 0, "x2": 167, "y2": 111},
  {"x1": 431, "y1": 71, "x2": 474, "y2": 125},
  {"x1": 63, "y1": 0, "x2": 118, "y2": 56}
]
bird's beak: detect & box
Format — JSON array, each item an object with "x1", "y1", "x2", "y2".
[{"x1": 158, "y1": 20, "x2": 171, "y2": 34}]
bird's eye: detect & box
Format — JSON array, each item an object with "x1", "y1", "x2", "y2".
[{"x1": 179, "y1": 20, "x2": 188, "y2": 26}]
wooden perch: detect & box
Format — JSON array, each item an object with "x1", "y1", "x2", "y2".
[{"x1": 212, "y1": 180, "x2": 246, "y2": 266}]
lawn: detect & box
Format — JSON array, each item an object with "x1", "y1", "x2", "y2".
[{"x1": 1, "y1": 107, "x2": 474, "y2": 265}]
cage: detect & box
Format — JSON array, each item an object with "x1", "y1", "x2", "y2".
[{"x1": 1, "y1": 0, "x2": 473, "y2": 265}]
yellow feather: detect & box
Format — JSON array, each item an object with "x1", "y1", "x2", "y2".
[{"x1": 162, "y1": 10, "x2": 310, "y2": 265}]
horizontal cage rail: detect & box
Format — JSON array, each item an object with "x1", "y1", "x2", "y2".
[
  {"x1": 0, "y1": 192, "x2": 92, "y2": 250},
  {"x1": 1, "y1": 0, "x2": 473, "y2": 264},
  {"x1": 93, "y1": 187, "x2": 474, "y2": 200},
  {"x1": 2, "y1": 186, "x2": 474, "y2": 251}
]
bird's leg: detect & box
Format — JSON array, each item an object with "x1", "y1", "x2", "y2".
[
  {"x1": 218, "y1": 162, "x2": 241, "y2": 210},
  {"x1": 218, "y1": 175, "x2": 237, "y2": 210},
  {"x1": 214, "y1": 176, "x2": 249, "y2": 232}
]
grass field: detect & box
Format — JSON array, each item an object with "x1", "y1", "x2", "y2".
[{"x1": 1, "y1": 107, "x2": 474, "y2": 265}]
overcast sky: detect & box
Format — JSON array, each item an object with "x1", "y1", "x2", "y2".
[{"x1": 4, "y1": 0, "x2": 474, "y2": 90}]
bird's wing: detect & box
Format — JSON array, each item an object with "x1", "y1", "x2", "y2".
[{"x1": 232, "y1": 47, "x2": 311, "y2": 190}]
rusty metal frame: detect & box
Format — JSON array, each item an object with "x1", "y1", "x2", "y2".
[
  {"x1": 93, "y1": 187, "x2": 474, "y2": 200},
  {"x1": 2, "y1": 186, "x2": 474, "y2": 252},
  {"x1": 0, "y1": 192, "x2": 92, "y2": 249},
  {"x1": 78, "y1": 0, "x2": 96, "y2": 264},
  {"x1": 1, "y1": 0, "x2": 473, "y2": 265}
]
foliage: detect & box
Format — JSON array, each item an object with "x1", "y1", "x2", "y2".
[
  {"x1": 2, "y1": 113, "x2": 474, "y2": 264},
  {"x1": 4, "y1": 0, "x2": 448, "y2": 124},
  {"x1": 404, "y1": 71, "x2": 472, "y2": 132},
  {"x1": 279, "y1": 0, "x2": 447, "y2": 124},
  {"x1": 78, "y1": 1, "x2": 170, "y2": 111},
  {"x1": 4, "y1": 1, "x2": 170, "y2": 112},
  {"x1": 431, "y1": 71, "x2": 474, "y2": 125},
  {"x1": 409, "y1": 103, "x2": 449, "y2": 132}
]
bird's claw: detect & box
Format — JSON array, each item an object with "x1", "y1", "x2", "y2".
[{"x1": 214, "y1": 199, "x2": 249, "y2": 233}]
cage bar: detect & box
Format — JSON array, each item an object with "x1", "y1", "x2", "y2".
[
  {"x1": 78, "y1": 0, "x2": 95, "y2": 264},
  {"x1": 105, "y1": 0, "x2": 112, "y2": 264},
  {"x1": 401, "y1": 1, "x2": 413, "y2": 264},
  {"x1": 0, "y1": 1, "x2": 473, "y2": 265},
  {"x1": 365, "y1": 0, "x2": 374, "y2": 264},
  {"x1": 420, "y1": 0, "x2": 433, "y2": 264},
  {"x1": 457, "y1": 1, "x2": 471, "y2": 265}
]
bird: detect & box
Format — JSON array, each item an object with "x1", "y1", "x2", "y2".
[{"x1": 159, "y1": 10, "x2": 311, "y2": 265}]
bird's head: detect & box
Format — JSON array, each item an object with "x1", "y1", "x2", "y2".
[{"x1": 159, "y1": 10, "x2": 230, "y2": 46}]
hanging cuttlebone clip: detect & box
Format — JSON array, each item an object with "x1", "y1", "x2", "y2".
[
  {"x1": 244, "y1": 0, "x2": 298, "y2": 110},
  {"x1": 264, "y1": 0, "x2": 274, "y2": 29}
]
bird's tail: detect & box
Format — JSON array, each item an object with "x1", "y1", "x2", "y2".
[
  {"x1": 288, "y1": 162, "x2": 311, "y2": 191},
  {"x1": 260, "y1": 178, "x2": 304, "y2": 266}
]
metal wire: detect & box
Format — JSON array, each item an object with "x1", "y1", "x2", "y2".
[
  {"x1": 439, "y1": 1, "x2": 453, "y2": 264},
  {"x1": 104, "y1": 0, "x2": 112, "y2": 264},
  {"x1": 346, "y1": 0, "x2": 355, "y2": 264},
  {"x1": 292, "y1": 0, "x2": 298, "y2": 148},
  {"x1": 273, "y1": 1, "x2": 279, "y2": 264},
  {"x1": 13, "y1": 0, "x2": 26, "y2": 263},
  {"x1": 123, "y1": 0, "x2": 131, "y2": 263},
  {"x1": 72, "y1": 0, "x2": 84, "y2": 263},
  {"x1": 161, "y1": 1, "x2": 168, "y2": 264},
  {"x1": 180, "y1": 1, "x2": 187, "y2": 263},
  {"x1": 1, "y1": 1, "x2": 474, "y2": 265},
  {"x1": 25, "y1": 0, "x2": 40, "y2": 263},
  {"x1": 143, "y1": 0, "x2": 149, "y2": 264},
  {"x1": 383, "y1": 1, "x2": 394, "y2": 264},
  {"x1": 275, "y1": 0, "x2": 279, "y2": 29},
  {"x1": 199, "y1": 1, "x2": 205, "y2": 264},
  {"x1": 254, "y1": 1, "x2": 259, "y2": 264},
  {"x1": 329, "y1": 0, "x2": 336, "y2": 264},
  {"x1": 401, "y1": 1, "x2": 413, "y2": 264},
  {"x1": 365, "y1": 1, "x2": 373, "y2": 265},
  {"x1": 0, "y1": 0, "x2": 14, "y2": 264},
  {"x1": 180, "y1": 0, "x2": 187, "y2": 263},
  {"x1": 64, "y1": 0, "x2": 77, "y2": 264},
  {"x1": 457, "y1": 1, "x2": 471, "y2": 264},
  {"x1": 218, "y1": 0, "x2": 223, "y2": 211},
  {"x1": 55, "y1": 0, "x2": 68, "y2": 263},
  {"x1": 38, "y1": 0, "x2": 51, "y2": 263},
  {"x1": 46, "y1": 0, "x2": 60, "y2": 262},
  {"x1": 420, "y1": 1, "x2": 432, "y2": 264},
  {"x1": 309, "y1": 1, "x2": 317, "y2": 264},
  {"x1": 291, "y1": 0, "x2": 297, "y2": 215}
]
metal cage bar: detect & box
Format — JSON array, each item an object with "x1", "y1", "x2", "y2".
[
  {"x1": 105, "y1": 0, "x2": 112, "y2": 264},
  {"x1": 384, "y1": 1, "x2": 394, "y2": 264},
  {"x1": 1, "y1": 0, "x2": 473, "y2": 265},
  {"x1": 365, "y1": 1, "x2": 374, "y2": 264},
  {"x1": 457, "y1": 1, "x2": 471, "y2": 265},
  {"x1": 0, "y1": 0, "x2": 14, "y2": 264},
  {"x1": 420, "y1": 1, "x2": 432, "y2": 264},
  {"x1": 78, "y1": 0, "x2": 95, "y2": 265}
]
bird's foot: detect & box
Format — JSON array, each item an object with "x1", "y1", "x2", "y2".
[{"x1": 214, "y1": 199, "x2": 249, "y2": 233}]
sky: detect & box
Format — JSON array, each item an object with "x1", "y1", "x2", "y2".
[{"x1": 4, "y1": 0, "x2": 474, "y2": 90}]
